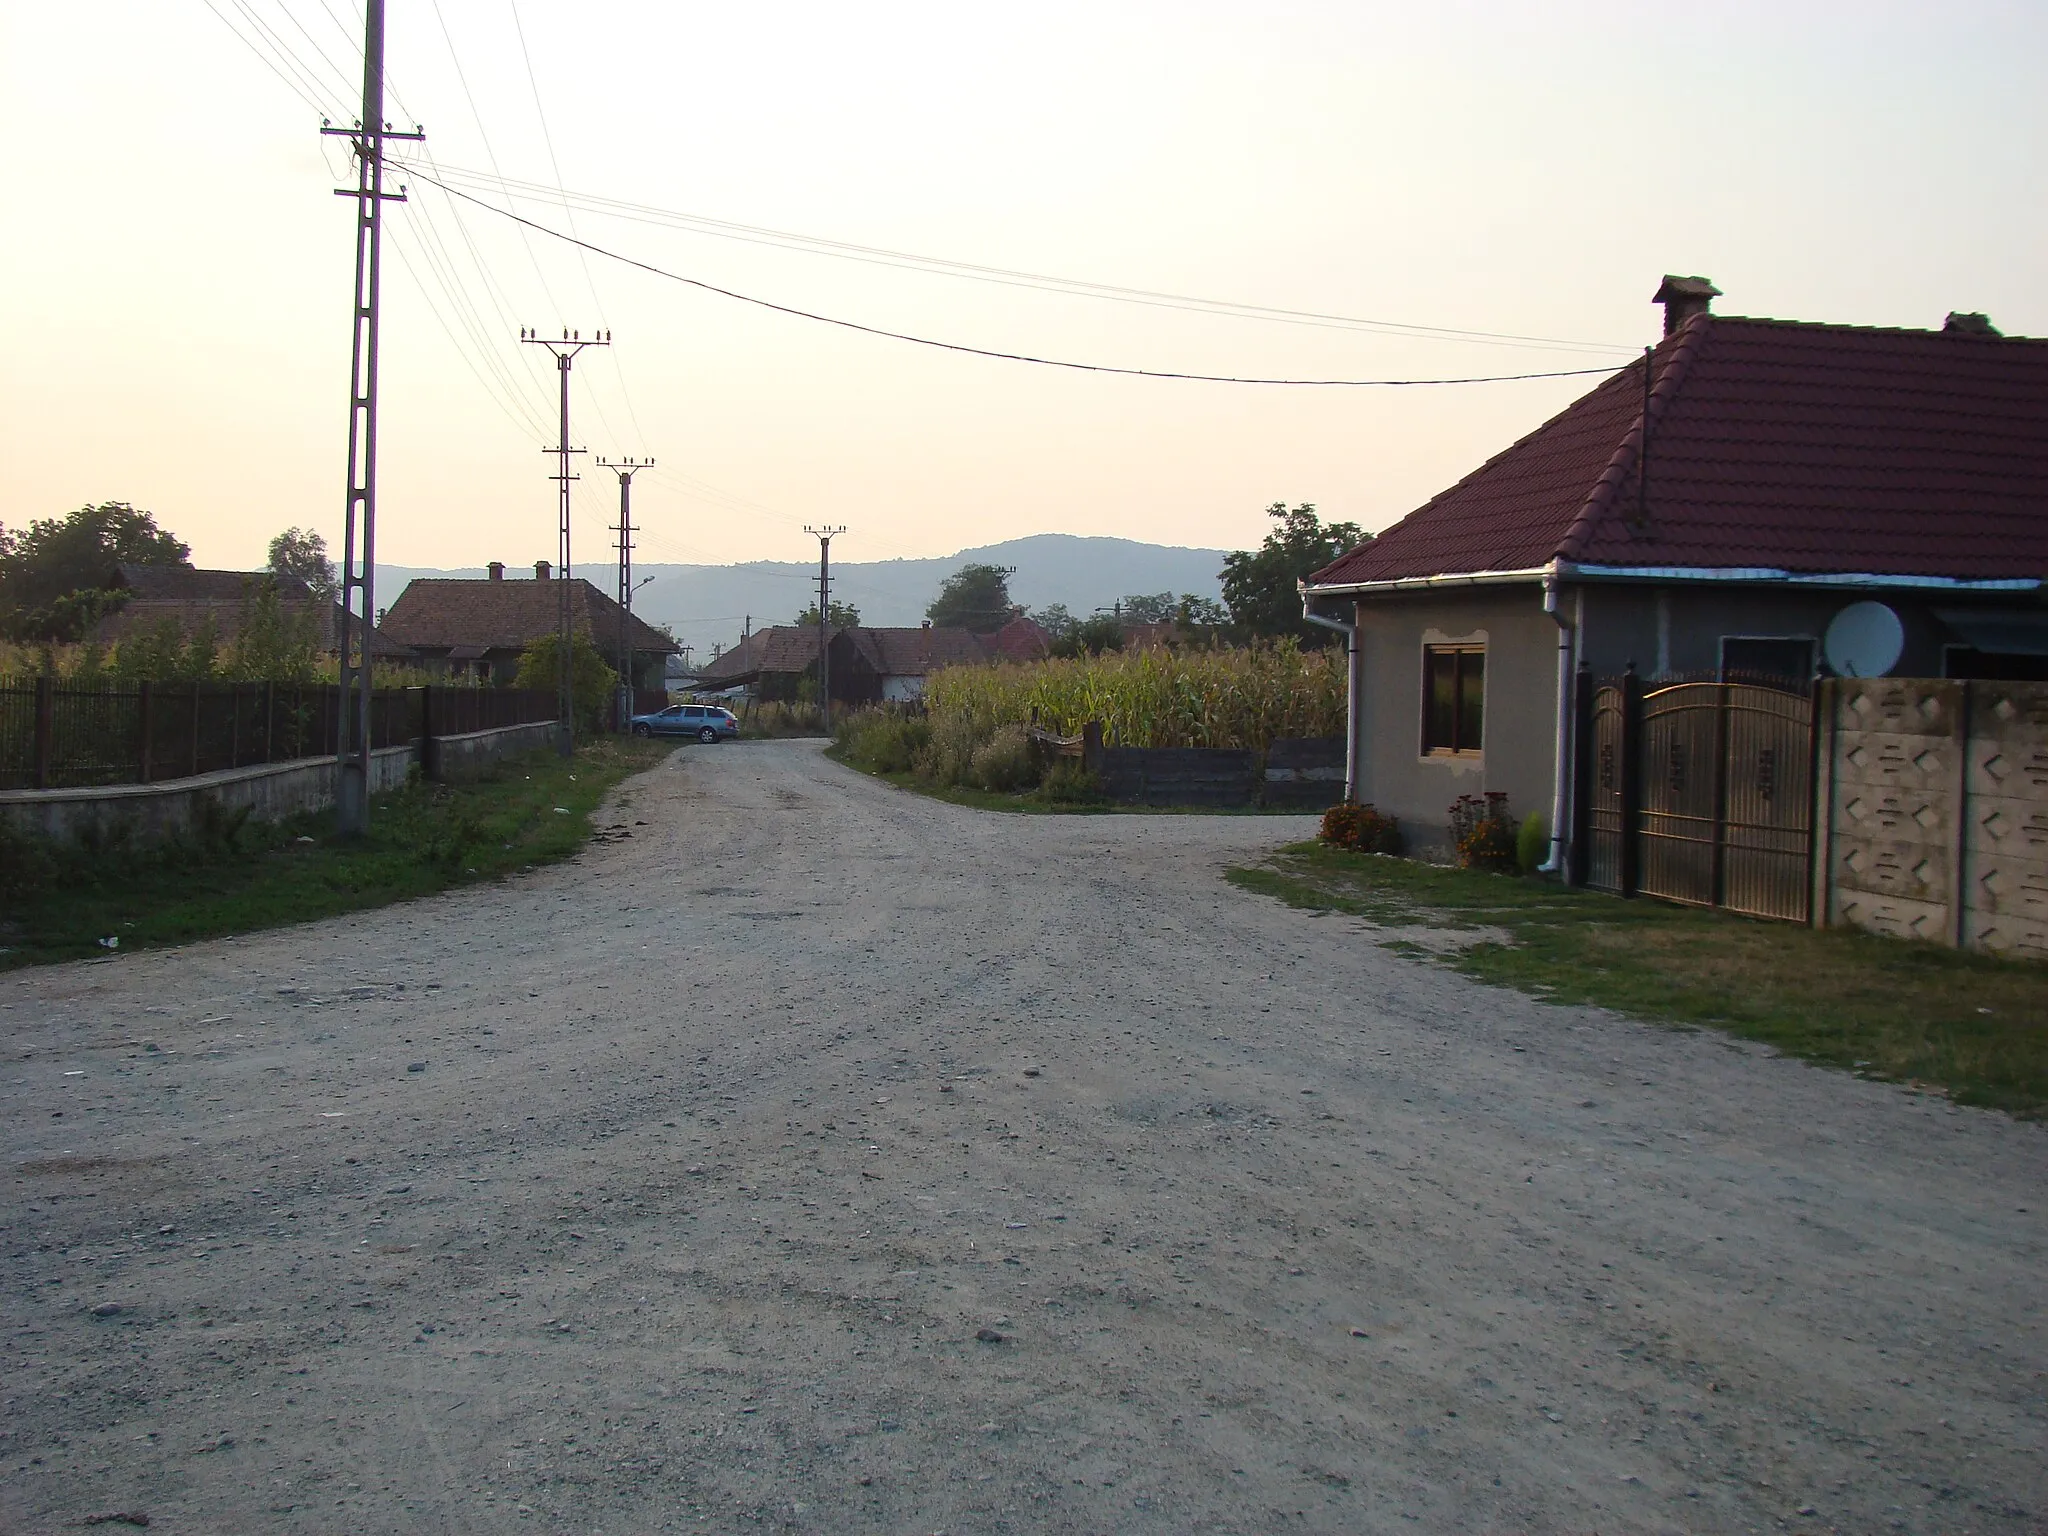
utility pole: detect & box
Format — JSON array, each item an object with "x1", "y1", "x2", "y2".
[
  {"x1": 804, "y1": 527, "x2": 846, "y2": 731},
  {"x1": 521, "y1": 328, "x2": 610, "y2": 755},
  {"x1": 596, "y1": 455, "x2": 650, "y2": 731},
  {"x1": 323, "y1": 0, "x2": 422, "y2": 835}
]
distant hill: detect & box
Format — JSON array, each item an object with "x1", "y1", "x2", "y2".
[{"x1": 376, "y1": 534, "x2": 1229, "y2": 661}]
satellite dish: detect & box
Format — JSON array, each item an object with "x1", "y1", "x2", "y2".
[{"x1": 1824, "y1": 601, "x2": 1905, "y2": 677}]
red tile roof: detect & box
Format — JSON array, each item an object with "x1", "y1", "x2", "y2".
[
  {"x1": 380, "y1": 577, "x2": 676, "y2": 655},
  {"x1": 90, "y1": 597, "x2": 410, "y2": 657},
  {"x1": 696, "y1": 624, "x2": 988, "y2": 683},
  {"x1": 1308, "y1": 315, "x2": 2048, "y2": 588},
  {"x1": 111, "y1": 564, "x2": 316, "y2": 600}
]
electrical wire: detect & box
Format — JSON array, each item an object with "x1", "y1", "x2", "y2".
[
  {"x1": 399, "y1": 159, "x2": 1635, "y2": 357},
  {"x1": 412, "y1": 172, "x2": 1628, "y2": 388},
  {"x1": 505, "y1": 0, "x2": 648, "y2": 455},
  {"x1": 200, "y1": 0, "x2": 347, "y2": 119}
]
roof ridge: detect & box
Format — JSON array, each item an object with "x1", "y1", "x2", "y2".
[{"x1": 1556, "y1": 312, "x2": 1712, "y2": 563}]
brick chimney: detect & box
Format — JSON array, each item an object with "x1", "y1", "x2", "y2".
[
  {"x1": 534, "y1": 560, "x2": 551, "y2": 581},
  {"x1": 1653, "y1": 274, "x2": 1721, "y2": 337},
  {"x1": 488, "y1": 561, "x2": 505, "y2": 581}
]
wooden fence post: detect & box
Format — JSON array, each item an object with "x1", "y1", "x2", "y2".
[
  {"x1": 1618, "y1": 663, "x2": 1643, "y2": 898},
  {"x1": 1082, "y1": 720, "x2": 1104, "y2": 777},
  {"x1": 190, "y1": 683, "x2": 202, "y2": 777},
  {"x1": 263, "y1": 680, "x2": 275, "y2": 764},
  {"x1": 31, "y1": 674, "x2": 53, "y2": 790},
  {"x1": 138, "y1": 680, "x2": 154, "y2": 783}
]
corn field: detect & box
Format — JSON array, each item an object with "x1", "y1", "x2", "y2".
[{"x1": 924, "y1": 642, "x2": 1345, "y2": 750}]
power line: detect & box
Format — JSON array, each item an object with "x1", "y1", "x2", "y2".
[
  {"x1": 411, "y1": 172, "x2": 1628, "y2": 389},
  {"x1": 398, "y1": 159, "x2": 1634, "y2": 356},
  {"x1": 505, "y1": 0, "x2": 650, "y2": 452},
  {"x1": 199, "y1": 0, "x2": 345, "y2": 118}
]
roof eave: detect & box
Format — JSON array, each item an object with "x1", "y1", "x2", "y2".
[
  {"x1": 1300, "y1": 564, "x2": 1556, "y2": 597},
  {"x1": 1302, "y1": 561, "x2": 2042, "y2": 598}
]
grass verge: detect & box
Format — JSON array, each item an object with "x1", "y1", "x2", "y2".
[
  {"x1": 823, "y1": 744, "x2": 1309, "y2": 815},
  {"x1": 0, "y1": 737, "x2": 669, "y2": 969},
  {"x1": 1230, "y1": 842, "x2": 2048, "y2": 1118}
]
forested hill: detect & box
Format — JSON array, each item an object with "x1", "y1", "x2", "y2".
[{"x1": 377, "y1": 534, "x2": 1228, "y2": 658}]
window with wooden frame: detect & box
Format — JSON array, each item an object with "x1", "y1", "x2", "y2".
[{"x1": 1422, "y1": 644, "x2": 1485, "y2": 755}]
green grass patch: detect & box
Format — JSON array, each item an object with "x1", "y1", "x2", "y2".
[
  {"x1": 0, "y1": 738, "x2": 670, "y2": 969},
  {"x1": 823, "y1": 744, "x2": 1305, "y2": 815},
  {"x1": 1230, "y1": 842, "x2": 2048, "y2": 1118}
]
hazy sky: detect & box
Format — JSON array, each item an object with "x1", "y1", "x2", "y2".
[{"x1": 3, "y1": 2, "x2": 2042, "y2": 577}]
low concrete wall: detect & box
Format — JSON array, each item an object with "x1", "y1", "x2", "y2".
[
  {"x1": 0, "y1": 720, "x2": 556, "y2": 847},
  {"x1": 422, "y1": 720, "x2": 557, "y2": 783}
]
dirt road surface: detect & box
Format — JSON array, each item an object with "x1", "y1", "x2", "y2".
[{"x1": 4, "y1": 740, "x2": 2043, "y2": 1534}]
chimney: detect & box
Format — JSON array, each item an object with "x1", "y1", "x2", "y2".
[
  {"x1": 487, "y1": 561, "x2": 505, "y2": 581},
  {"x1": 535, "y1": 560, "x2": 551, "y2": 581},
  {"x1": 1943, "y1": 311, "x2": 2002, "y2": 338},
  {"x1": 1653, "y1": 274, "x2": 1721, "y2": 337}
]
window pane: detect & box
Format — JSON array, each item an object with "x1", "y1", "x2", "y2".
[
  {"x1": 1425, "y1": 650, "x2": 1458, "y2": 750},
  {"x1": 1456, "y1": 650, "x2": 1484, "y2": 751}
]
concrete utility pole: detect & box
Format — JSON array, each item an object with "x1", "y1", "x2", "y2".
[
  {"x1": 804, "y1": 527, "x2": 846, "y2": 731},
  {"x1": 596, "y1": 455, "x2": 650, "y2": 731},
  {"x1": 323, "y1": 0, "x2": 422, "y2": 835},
  {"x1": 521, "y1": 327, "x2": 610, "y2": 755}
]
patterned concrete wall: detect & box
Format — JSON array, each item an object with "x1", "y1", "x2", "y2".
[{"x1": 1817, "y1": 679, "x2": 2048, "y2": 958}]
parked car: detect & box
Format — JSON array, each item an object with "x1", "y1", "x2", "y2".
[{"x1": 631, "y1": 703, "x2": 739, "y2": 743}]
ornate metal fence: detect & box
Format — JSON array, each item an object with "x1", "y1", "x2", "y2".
[{"x1": 1572, "y1": 667, "x2": 1817, "y2": 923}]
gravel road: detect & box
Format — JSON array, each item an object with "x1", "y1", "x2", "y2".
[{"x1": 4, "y1": 739, "x2": 2043, "y2": 1535}]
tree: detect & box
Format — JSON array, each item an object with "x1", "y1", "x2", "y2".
[
  {"x1": 925, "y1": 563, "x2": 1016, "y2": 633},
  {"x1": 1219, "y1": 502, "x2": 1366, "y2": 645},
  {"x1": 268, "y1": 526, "x2": 336, "y2": 596},
  {"x1": 1048, "y1": 613, "x2": 1128, "y2": 658},
  {"x1": 0, "y1": 501, "x2": 189, "y2": 641},
  {"x1": 793, "y1": 599, "x2": 862, "y2": 628},
  {"x1": 514, "y1": 633, "x2": 618, "y2": 738},
  {"x1": 1030, "y1": 603, "x2": 1077, "y2": 641}
]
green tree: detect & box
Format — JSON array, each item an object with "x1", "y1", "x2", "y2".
[
  {"x1": 0, "y1": 501, "x2": 189, "y2": 641},
  {"x1": 268, "y1": 526, "x2": 336, "y2": 596},
  {"x1": 225, "y1": 579, "x2": 323, "y2": 682},
  {"x1": 514, "y1": 633, "x2": 618, "y2": 738},
  {"x1": 792, "y1": 599, "x2": 862, "y2": 628},
  {"x1": 1030, "y1": 603, "x2": 1077, "y2": 640},
  {"x1": 1050, "y1": 614, "x2": 1127, "y2": 659},
  {"x1": 925, "y1": 563, "x2": 1016, "y2": 633},
  {"x1": 1219, "y1": 502, "x2": 1366, "y2": 645}
]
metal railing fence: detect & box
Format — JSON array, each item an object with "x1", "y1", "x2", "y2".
[{"x1": 0, "y1": 679, "x2": 556, "y2": 791}]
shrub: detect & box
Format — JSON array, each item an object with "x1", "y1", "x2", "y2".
[
  {"x1": 1516, "y1": 811, "x2": 1549, "y2": 874},
  {"x1": 1318, "y1": 801, "x2": 1403, "y2": 855},
  {"x1": 1038, "y1": 758, "x2": 1105, "y2": 805},
  {"x1": 1449, "y1": 792, "x2": 1517, "y2": 871},
  {"x1": 969, "y1": 723, "x2": 1040, "y2": 793},
  {"x1": 835, "y1": 709, "x2": 930, "y2": 773},
  {"x1": 916, "y1": 708, "x2": 987, "y2": 786}
]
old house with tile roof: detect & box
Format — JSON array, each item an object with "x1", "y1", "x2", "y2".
[
  {"x1": 1299, "y1": 277, "x2": 2048, "y2": 860},
  {"x1": 89, "y1": 564, "x2": 411, "y2": 659},
  {"x1": 694, "y1": 623, "x2": 988, "y2": 703},
  {"x1": 380, "y1": 561, "x2": 675, "y2": 686}
]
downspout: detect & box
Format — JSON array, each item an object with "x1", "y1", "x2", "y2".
[
  {"x1": 1539, "y1": 563, "x2": 1574, "y2": 873},
  {"x1": 1301, "y1": 592, "x2": 1362, "y2": 803}
]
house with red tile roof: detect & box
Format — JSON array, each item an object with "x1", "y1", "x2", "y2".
[
  {"x1": 88, "y1": 564, "x2": 411, "y2": 659},
  {"x1": 380, "y1": 560, "x2": 675, "y2": 686},
  {"x1": 1300, "y1": 277, "x2": 2048, "y2": 861},
  {"x1": 693, "y1": 622, "x2": 988, "y2": 703}
]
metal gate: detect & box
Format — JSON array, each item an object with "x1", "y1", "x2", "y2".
[{"x1": 1573, "y1": 669, "x2": 1815, "y2": 923}]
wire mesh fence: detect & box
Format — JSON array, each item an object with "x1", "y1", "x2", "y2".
[{"x1": 0, "y1": 680, "x2": 557, "y2": 791}]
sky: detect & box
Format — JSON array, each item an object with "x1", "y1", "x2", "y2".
[{"x1": 2, "y1": 1, "x2": 2042, "y2": 578}]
